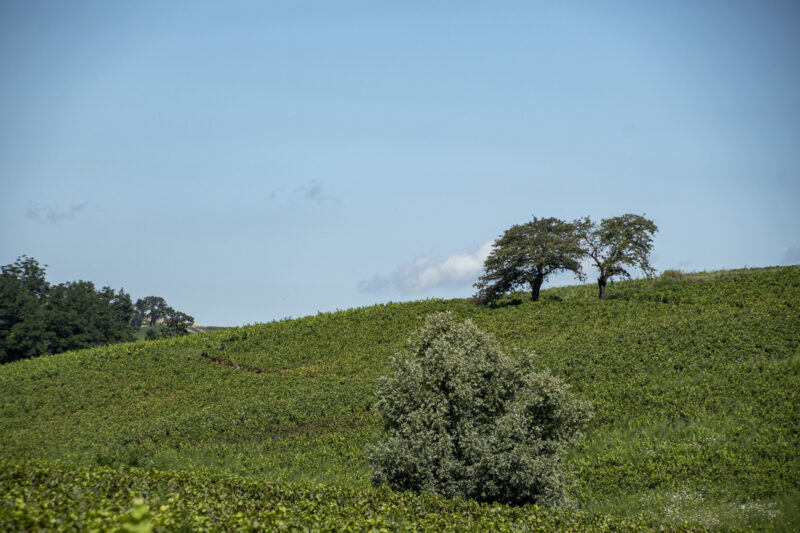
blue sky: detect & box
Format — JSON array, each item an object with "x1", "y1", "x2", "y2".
[{"x1": 2, "y1": 1, "x2": 799, "y2": 326}]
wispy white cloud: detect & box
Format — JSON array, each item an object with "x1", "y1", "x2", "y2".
[
  {"x1": 358, "y1": 241, "x2": 494, "y2": 294},
  {"x1": 26, "y1": 202, "x2": 87, "y2": 223}
]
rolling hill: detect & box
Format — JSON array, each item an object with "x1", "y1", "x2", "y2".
[{"x1": 1, "y1": 266, "x2": 798, "y2": 531}]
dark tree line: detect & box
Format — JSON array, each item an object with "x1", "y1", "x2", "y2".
[
  {"x1": 475, "y1": 214, "x2": 657, "y2": 302},
  {"x1": 0, "y1": 256, "x2": 193, "y2": 364}
]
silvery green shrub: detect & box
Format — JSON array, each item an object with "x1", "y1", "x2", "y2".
[{"x1": 368, "y1": 312, "x2": 592, "y2": 506}]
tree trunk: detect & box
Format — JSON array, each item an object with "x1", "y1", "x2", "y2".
[
  {"x1": 530, "y1": 274, "x2": 544, "y2": 302},
  {"x1": 598, "y1": 277, "x2": 607, "y2": 300}
]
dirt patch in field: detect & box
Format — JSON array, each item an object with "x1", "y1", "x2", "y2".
[{"x1": 199, "y1": 352, "x2": 263, "y2": 373}]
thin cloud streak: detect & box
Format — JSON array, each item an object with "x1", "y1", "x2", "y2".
[
  {"x1": 26, "y1": 203, "x2": 87, "y2": 223},
  {"x1": 269, "y1": 180, "x2": 333, "y2": 205}
]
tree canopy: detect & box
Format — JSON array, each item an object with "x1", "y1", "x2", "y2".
[
  {"x1": 134, "y1": 296, "x2": 194, "y2": 339},
  {"x1": 134, "y1": 296, "x2": 169, "y2": 327},
  {"x1": 162, "y1": 308, "x2": 195, "y2": 337},
  {"x1": 580, "y1": 214, "x2": 658, "y2": 299},
  {"x1": 474, "y1": 217, "x2": 586, "y2": 303},
  {"x1": 0, "y1": 257, "x2": 49, "y2": 362}
]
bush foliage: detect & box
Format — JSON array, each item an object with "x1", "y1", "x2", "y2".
[{"x1": 369, "y1": 312, "x2": 592, "y2": 506}]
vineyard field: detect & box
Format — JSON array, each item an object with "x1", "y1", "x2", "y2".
[{"x1": 1, "y1": 266, "x2": 798, "y2": 531}]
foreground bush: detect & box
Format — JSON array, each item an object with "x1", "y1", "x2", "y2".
[{"x1": 369, "y1": 312, "x2": 592, "y2": 506}]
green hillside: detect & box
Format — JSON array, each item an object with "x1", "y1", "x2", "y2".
[{"x1": 1, "y1": 266, "x2": 798, "y2": 531}]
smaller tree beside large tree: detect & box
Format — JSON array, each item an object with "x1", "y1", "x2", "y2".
[
  {"x1": 474, "y1": 217, "x2": 586, "y2": 303},
  {"x1": 162, "y1": 308, "x2": 194, "y2": 337},
  {"x1": 133, "y1": 297, "x2": 194, "y2": 339},
  {"x1": 580, "y1": 214, "x2": 658, "y2": 299}
]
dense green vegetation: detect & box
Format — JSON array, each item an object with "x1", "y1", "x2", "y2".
[
  {"x1": 1, "y1": 266, "x2": 798, "y2": 530},
  {"x1": 0, "y1": 256, "x2": 134, "y2": 363},
  {"x1": 0, "y1": 256, "x2": 196, "y2": 363},
  {"x1": 0, "y1": 459, "x2": 680, "y2": 532}
]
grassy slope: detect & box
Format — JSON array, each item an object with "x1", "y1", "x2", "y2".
[{"x1": 1, "y1": 266, "x2": 798, "y2": 530}]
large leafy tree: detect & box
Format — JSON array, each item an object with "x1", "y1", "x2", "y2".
[
  {"x1": 369, "y1": 312, "x2": 591, "y2": 506},
  {"x1": 134, "y1": 296, "x2": 168, "y2": 327},
  {"x1": 0, "y1": 257, "x2": 49, "y2": 363},
  {"x1": 581, "y1": 214, "x2": 658, "y2": 299},
  {"x1": 474, "y1": 217, "x2": 586, "y2": 303}
]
